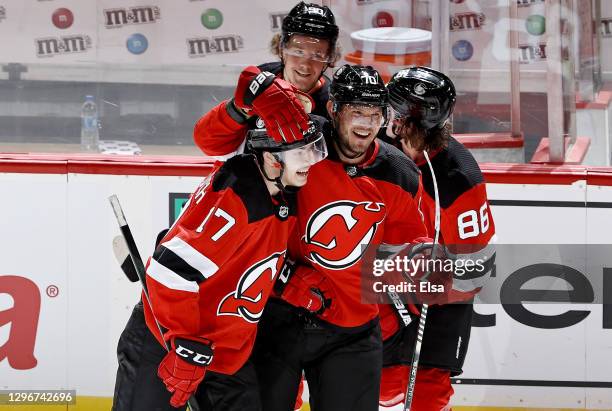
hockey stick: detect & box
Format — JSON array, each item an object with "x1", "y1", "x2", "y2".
[
  {"x1": 108, "y1": 195, "x2": 201, "y2": 411},
  {"x1": 403, "y1": 150, "x2": 441, "y2": 411},
  {"x1": 113, "y1": 228, "x2": 170, "y2": 283}
]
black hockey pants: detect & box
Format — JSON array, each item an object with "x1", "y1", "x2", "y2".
[
  {"x1": 112, "y1": 301, "x2": 262, "y2": 411},
  {"x1": 251, "y1": 298, "x2": 382, "y2": 411}
]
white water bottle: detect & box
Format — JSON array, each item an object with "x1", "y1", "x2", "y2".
[{"x1": 81, "y1": 95, "x2": 99, "y2": 151}]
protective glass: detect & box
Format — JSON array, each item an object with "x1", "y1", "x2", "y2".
[
  {"x1": 276, "y1": 134, "x2": 328, "y2": 167},
  {"x1": 282, "y1": 36, "x2": 332, "y2": 63},
  {"x1": 341, "y1": 104, "x2": 385, "y2": 127}
]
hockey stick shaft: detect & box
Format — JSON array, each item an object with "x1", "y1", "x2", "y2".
[
  {"x1": 403, "y1": 151, "x2": 441, "y2": 411},
  {"x1": 109, "y1": 194, "x2": 200, "y2": 411},
  {"x1": 403, "y1": 302, "x2": 428, "y2": 409}
]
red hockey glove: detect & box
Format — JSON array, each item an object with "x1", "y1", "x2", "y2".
[
  {"x1": 276, "y1": 261, "x2": 331, "y2": 315},
  {"x1": 233, "y1": 65, "x2": 313, "y2": 143},
  {"x1": 379, "y1": 294, "x2": 421, "y2": 341},
  {"x1": 283, "y1": 280, "x2": 327, "y2": 314},
  {"x1": 158, "y1": 336, "x2": 214, "y2": 408},
  {"x1": 401, "y1": 238, "x2": 453, "y2": 305}
]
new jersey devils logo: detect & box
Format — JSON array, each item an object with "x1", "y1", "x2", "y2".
[
  {"x1": 217, "y1": 252, "x2": 284, "y2": 323},
  {"x1": 304, "y1": 201, "x2": 386, "y2": 270}
]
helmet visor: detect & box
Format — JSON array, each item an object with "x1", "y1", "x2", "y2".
[
  {"x1": 282, "y1": 36, "x2": 332, "y2": 63},
  {"x1": 340, "y1": 103, "x2": 386, "y2": 127},
  {"x1": 275, "y1": 133, "x2": 328, "y2": 167}
]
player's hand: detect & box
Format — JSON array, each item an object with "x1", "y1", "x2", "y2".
[
  {"x1": 233, "y1": 65, "x2": 313, "y2": 143},
  {"x1": 401, "y1": 238, "x2": 453, "y2": 305},
  {"x1": 158, "y1": 336, "x2": 214, "y2": 408},
  {"x1": 283, "y1": 282, "x2": 327, "y2": 314},
  {"x1": 277, "y1": 263, "x2": 331, "y2": 315}
]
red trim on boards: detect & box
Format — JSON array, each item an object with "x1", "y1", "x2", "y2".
[{"x1": 2, "y1": 152, "x2": 612, "y2": 186}]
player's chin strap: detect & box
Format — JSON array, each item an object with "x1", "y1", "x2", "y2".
[
  {"x1": 257, "y1": 154, "x2": 300, "y2": 194},
  {"x1": 403, "y1": 149, "x2": 440, "y2": 411}
]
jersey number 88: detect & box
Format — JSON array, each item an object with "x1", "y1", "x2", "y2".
[{"x1": 457, "y1": 203, "x2": 490, "y2": 240}]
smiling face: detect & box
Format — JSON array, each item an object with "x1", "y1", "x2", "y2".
[
  {"x1": 328, "y1": 102, "x2": 384, "y2": 163},
  {"x1": 260, "y1": 135, "x2": 328, "y2": 191},
  {"x1": 280, "y1": 152, "x2": 314, "y2": 187},
  {"x1": 281, "y1": 34, "x2": 330, "y2": 92},
  {"x1": 279, "y1": 135, "x2": 328, "y2": 187}
]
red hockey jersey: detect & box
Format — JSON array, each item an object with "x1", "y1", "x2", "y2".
[
  {"x1": 417, "y1": 137, "x2": 496, "y2": 302},
  {"x1": 379, "y1": 136, "x2": 497, "y2": 339},
  {"x1": 143, "y1": 155, "x2": 296, "y2": 374},
  {"x1": 286, "y1": 136, "x2": 428, "y2": 329}
]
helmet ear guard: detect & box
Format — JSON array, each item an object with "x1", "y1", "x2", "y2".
[{"x1": 269, "y1": 153, "x2": 283, "y2": 167}]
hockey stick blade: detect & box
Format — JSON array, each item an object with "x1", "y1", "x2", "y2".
[
  {"x1": 109, "y1": 195, "x2": 148, "y2": 291},
  {"x1": 112, "y1": 235, "x2": 139, "y2": 282}
]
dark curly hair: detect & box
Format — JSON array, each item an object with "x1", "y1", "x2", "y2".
[{"x1": 394, "y1": 118, "x2": 452, "y2": 152}]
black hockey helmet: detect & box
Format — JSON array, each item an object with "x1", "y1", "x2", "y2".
[
  {"x1": 330, "y1": 64, "x2": 389, "y2": 119},
  {"x1": 282, "y1": 2, "x2": 339, "y2": 45},
  {"x1": 387, "y1": 66, "x2": 456, "y2": 131},
  {"x1": 247, "y1": 114, "x2": 328, "y2": 193}
]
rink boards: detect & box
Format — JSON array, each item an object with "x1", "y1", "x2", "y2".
[{"x1": 0, "y1": 155, "x2": 611, "y2": 410}]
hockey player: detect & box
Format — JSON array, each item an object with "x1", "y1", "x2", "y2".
[
  {"x1": 192, "y1": 6, "x2": 335, "y2": 407},
  {"x1": 378, "y1": 67, "x2": 497, "y2": 410},
  {"x1": 112, "y1": 4, "x2": 338, "y2": 410},
  {"x1": 111, "y1": 117, "x2": 328, "y2": 411},
  {"x1": 195, "y1": 1, "x2": 340, "y2": 157},
  {"x1": 195, "y1": 64, "x2": 429, "y2": 411}
]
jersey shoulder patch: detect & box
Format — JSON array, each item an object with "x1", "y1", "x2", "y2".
[
  {"x1": 421, "y1": 136, "x2": 485, "y2": 209},
  {"x1": 363, "y1": 140, "x2": 421, "y2": 197}
]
